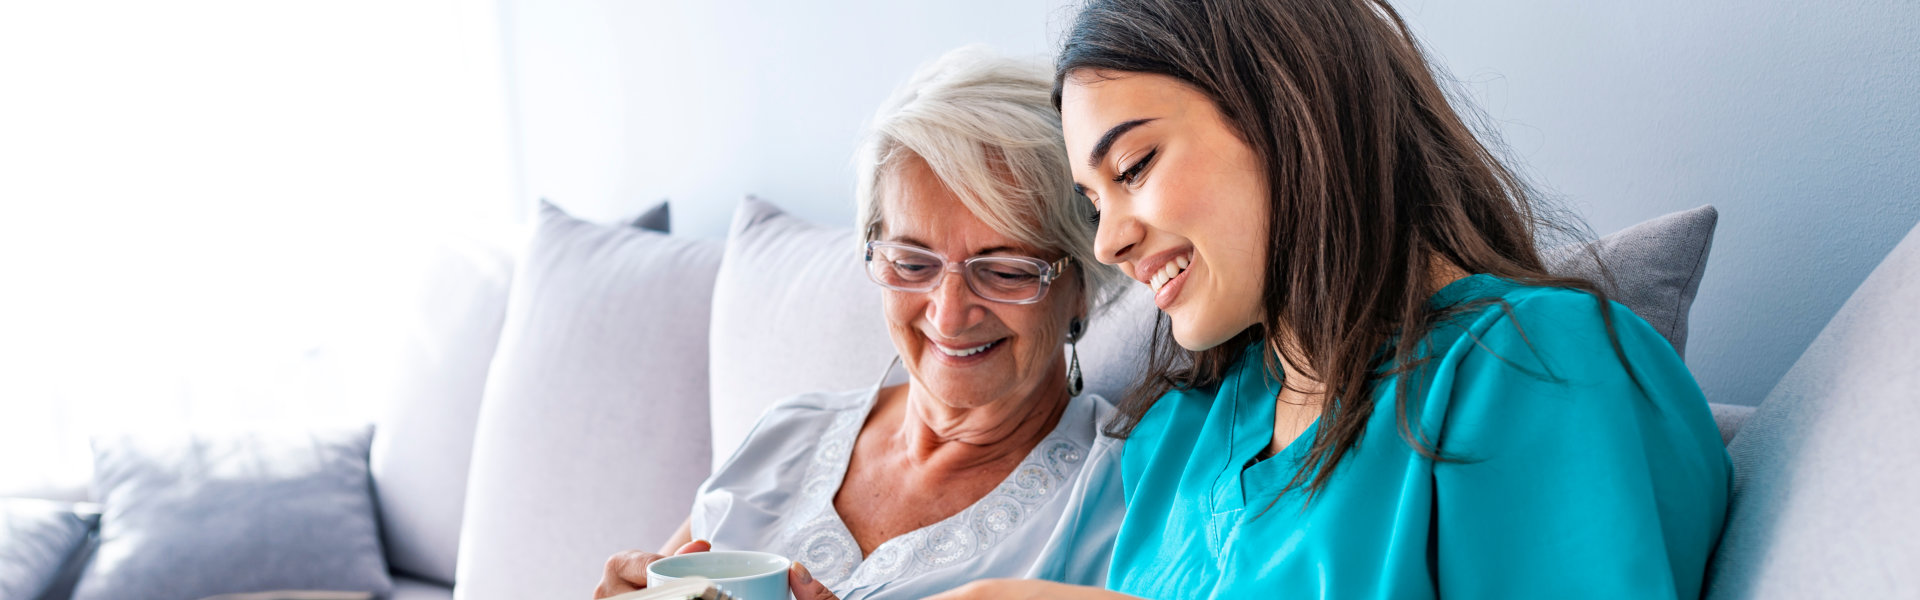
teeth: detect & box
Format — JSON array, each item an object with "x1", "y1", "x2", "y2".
[
  {"x1": 936, "y1": 340, "x2": 997, "y2": 357},
  {"x1": 1149, "y1": 252, "x2": 1193, "y2": 293}
]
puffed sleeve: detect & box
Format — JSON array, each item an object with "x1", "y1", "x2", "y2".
[{"x1": 1431, "y1": 290, "x2": 1730, "y2": 598}]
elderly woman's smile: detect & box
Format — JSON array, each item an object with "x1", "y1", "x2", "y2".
[{"x1": 929, "y1": 339, "x2": 999, "y2": 358}]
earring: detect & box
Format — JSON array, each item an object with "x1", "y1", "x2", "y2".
[{"x1": 1067, "y1": 317, "x2": 1085, "y2": 396}]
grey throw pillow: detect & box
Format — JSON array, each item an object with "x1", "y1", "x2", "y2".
[
  {"x1": 72, "y1": 426, "x2": 391, "y2": 600},
  {"x1": 0, "y1": 499, "x2": 98, "y2": 600},
  {"x1": 1545, "y1": 205, "x2": 1718, "y2": 357}
]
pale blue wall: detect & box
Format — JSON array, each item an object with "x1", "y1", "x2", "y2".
[
  {"x1": 1398, "y1": 0, "x2": 1920, "y2": 404},
  {"x1": 504, "y1": 0, "x2": 1920, "y2": 406},
  {"x1": 500, "y1": 0, "x2": 1082, "y2": 237}
]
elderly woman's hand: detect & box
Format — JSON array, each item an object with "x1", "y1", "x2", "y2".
[
  {"x1": 592, "y1": 539, "x2": 712, "y2": 599},
  {"x1": 787, "y1": 562, "x2": 844, "y2": 600},
  {"x1": 924, "y1": 579, "x2": 1144, "y2": 600}
]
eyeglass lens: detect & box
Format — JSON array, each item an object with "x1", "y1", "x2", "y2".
[{"x1": 868, "y1": 244, "x2": 1048, "y2": 302}]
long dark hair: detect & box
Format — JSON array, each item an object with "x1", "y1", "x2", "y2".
[{"x1": 1054, "y1": 0, "x2": 1633, "y2": 502}]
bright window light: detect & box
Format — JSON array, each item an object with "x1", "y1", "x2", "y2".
[{"x1": 0, "y1": 0, "x2": 519, "y2": 495}]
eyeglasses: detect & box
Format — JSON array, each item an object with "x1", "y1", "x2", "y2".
[{"x1": 864, "y1": 241, "x2": 1071, "y2": 304}]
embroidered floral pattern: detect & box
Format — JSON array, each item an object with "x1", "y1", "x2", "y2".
[{"x1": 772, "y1": 401, "x2": 1089, "y2": 591}]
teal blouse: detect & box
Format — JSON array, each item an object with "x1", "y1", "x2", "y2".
[{"x1": 1107, "y1": 275, "x2": 1731, "y2": 599}]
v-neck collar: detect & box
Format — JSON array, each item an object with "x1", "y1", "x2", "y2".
[
  {"x1": 1216, "y1": 273, "x2": 1509, "y2": 510},
  {"x1": 1207, "y1": 344, "x2": 1321, "y2": 512}
]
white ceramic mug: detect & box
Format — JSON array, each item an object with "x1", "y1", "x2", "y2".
[{"x1": 646, "y1": 550, "x2": 792, "y2": 600}]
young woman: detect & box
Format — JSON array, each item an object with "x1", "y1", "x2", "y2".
[{"x1": 929, "y1": 0, "x2": 1731, "y2": 598}]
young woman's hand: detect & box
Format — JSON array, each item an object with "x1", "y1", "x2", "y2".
[{"x1": 925, "y1": 579, "x2": 1143, "y2": 600}]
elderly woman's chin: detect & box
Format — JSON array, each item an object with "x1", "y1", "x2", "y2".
[{"x1": 907, "y1": 340, "x2": 1034, "y2": 408}]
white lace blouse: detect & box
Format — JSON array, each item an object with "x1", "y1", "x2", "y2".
[{"x1": 689, "y1": 364, "x2": 1125, "y2": 599}]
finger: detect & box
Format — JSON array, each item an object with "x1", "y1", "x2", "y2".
[
  {"x1": 788, "y1": 562, "x2": 840, "y2": 600},
  {"x1": 594, "y1": 570, "x2": 638, "y2": 600},
  {"x1": 674, "y1": 539, "x2": 712, "y2": 555},
  {"x1": 593, "y1": 577, "x2": 638, "y2": 600},
  {"x1": 596, "y1": 555, "x2": 633, "y2": 599},
  {"x1": 602, "y1": 550, "x2": 663, "y2": 592}
]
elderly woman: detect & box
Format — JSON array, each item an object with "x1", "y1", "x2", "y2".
[{"x1": 592, "y1": 47, "x2": 1128, "y2": 600}]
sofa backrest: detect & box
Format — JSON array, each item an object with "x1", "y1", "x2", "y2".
[{"x1": 1706, "y1": 221, "x2": 1920, "y2": 598}]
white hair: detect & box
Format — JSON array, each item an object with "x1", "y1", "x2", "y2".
[{"x1": 853, "y1": 45, "x2": 1125, "y2": 315}]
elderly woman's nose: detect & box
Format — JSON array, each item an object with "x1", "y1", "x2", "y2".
[{"x1": 926, "y1": 268, "x2": 984, "y2": 336}]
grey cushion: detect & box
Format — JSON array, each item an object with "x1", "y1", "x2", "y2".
[
  {"x1": 630, "y1": 200, "x2": 672, "y2": 233},
  {"x1": 73, "y1": 426, "x2": 390, "y2": 600},
  {"x1": 706, "y1": 197, "x2": 1159, "y2": 468},
  {"x1": 27, "y1": 502, "x2": 99, "y2": 600},
  {"x1": 0, "y1": 499, "x2": 98, "y2": 600},
  {"x1": 455, "y1": 201, "x2": 721, "y2": 600},
  {"x1": 367, "y1": 228, "x2": 517, "y2": 586},
  {"x1": 1546, "y1": 204, "x2": 1717, "y2": 356},
  {"x1": 1706, "y1": 221, "x2": 1920, "y2": 598}
]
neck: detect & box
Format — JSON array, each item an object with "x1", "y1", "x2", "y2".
[
  {"x1": 892, "y1": 370, "x2": 1072, "y2": 472},
  {"x1": 1271, "y1": 253, "x2": 1472, "y2": 396}
]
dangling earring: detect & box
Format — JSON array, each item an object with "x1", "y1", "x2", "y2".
[{"x1": 1067, "y1": 317, "x2": 1085, "y2": 396}]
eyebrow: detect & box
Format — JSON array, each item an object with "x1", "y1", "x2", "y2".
[{"x1": 1086, "y1": 118, "x2": 1157, "y2": 169}]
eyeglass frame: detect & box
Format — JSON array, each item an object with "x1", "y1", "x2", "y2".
[{"x1": 862, "y1": 240, "x2": 1073, "y2": 305}]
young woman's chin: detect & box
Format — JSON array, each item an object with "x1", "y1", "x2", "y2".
[{"x1": 1168, "y1": 312, "x2": 1252, "y2": 352}]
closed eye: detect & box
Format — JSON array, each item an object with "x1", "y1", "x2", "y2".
[{"x1": 1112, "y1": 149, "x2": 1157, "y2": 186}]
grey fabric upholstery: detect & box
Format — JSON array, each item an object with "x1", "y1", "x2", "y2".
[
  {"x1": 1706, "y1": 222, "x2": 1920, "y2": 598},
  {"x1": 74, "y1": 426, "x2": 391, "y2": 600},
  {"x1": 26, "y1": 503, "x2": 98, "y2": 600},
  {"x1": 0, "y1": 499, "x2": 97, "y2": 600},
  {"x1": 456, "y1": 201, "x2": 722, "y2": 600},
  {"x1": 1546, "y1": 205, "x2": 1718, "y2": 356},
  {"x1": 1708, "y1": 403, "x2": 1756, "y2": 446},
  {"x1": 390, "y1": 576, "x2": 454, "y2": 600}
]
